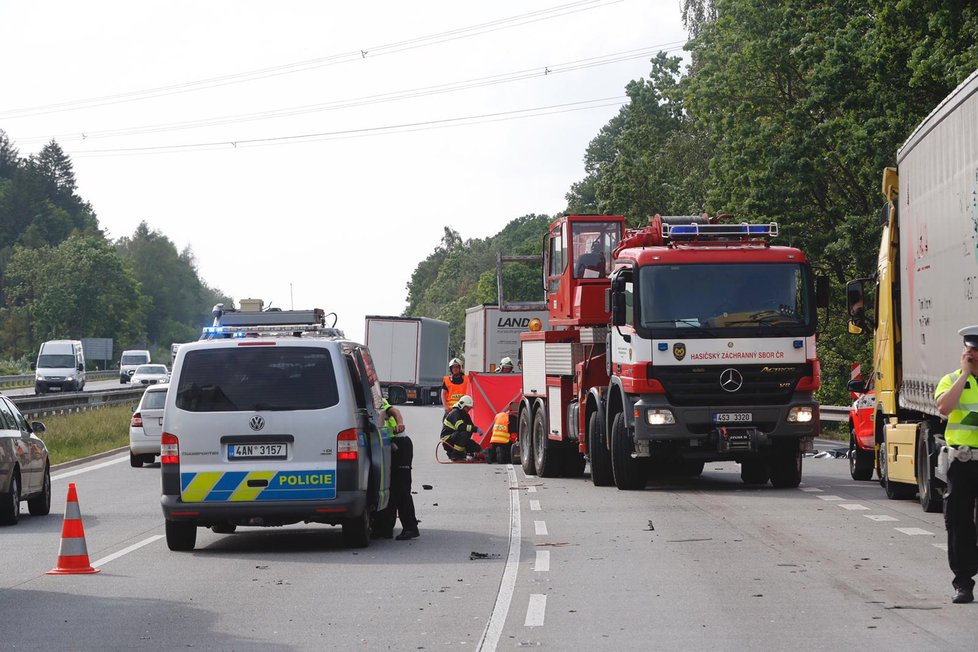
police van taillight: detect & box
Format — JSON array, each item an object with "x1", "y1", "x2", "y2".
[
  {"x1": 161, "y1": 432, "x2": 179, "y2": 464},
  {"x1": 131, "y1": 412, "x2": 143, "y2": 428},
  {"x1": 337, "y1": 429, "x2": 358, "y2": 461}
]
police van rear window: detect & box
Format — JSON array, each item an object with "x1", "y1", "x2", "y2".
[{"x1": 175, "y1": 347, "x2": 339, "y2": 412}]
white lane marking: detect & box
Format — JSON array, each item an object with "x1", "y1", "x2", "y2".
[
  {"x1": 527, "y1": 486, "x2": 537, "y2": 493},
  {"x1": 529, "y1": 500, "x2": 541, "y2": 511},
  {"x1": 90, "y1": 535, "x2": 164, "y2": 568},
  {"x1": 524, "y1": 594, "x2": 547, "y2": 627},
  {"x1": 895, "y1": 527, "x2": 935, "y2": 536},
  {"x1": 838, "y1": 504, "x2": 870, "y2": 511},
  {"x1": 53, "y1": 455, "x2": 127, "y2": 481},
  {"x1": 934, "y1": 543, "x2": 949, "y2": 551},
  {"x1": 815, "y1": 495, "x2": 844, "y2": 501},
  {"x1": 534, "y1": 550, "x2": 550, "y2": 572},
  {"x1": 477, "y1": 465, "x2": 521, "y2": 652},
  {"x1": 865, "y1": 515, "x2": 899, "y2": 522},
  {"x1": 535, "y1": 521, "x2": 548, "y2": 536},
  {"x1": 800, "y1": 487, "x2": 823, "y2": 492}
]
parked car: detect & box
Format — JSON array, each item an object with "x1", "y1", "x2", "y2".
[
  {"x1": 131, "y1": 364, "x2": 169, "y2": 385},
  {"x1": 130, "y1": 384, "x2": 168, "y2": 467},
  {"x1": 848, "y1": 384, "x2": 877, "y2": 481},
  {"x1": 0, "y1": 394, "x2": 51, "y2": 525}
]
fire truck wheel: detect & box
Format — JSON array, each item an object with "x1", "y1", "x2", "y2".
[
  {"x1": 588, "y1": 412, "x2": 614, "y2": 486},
  {"x1": 768, "y1": 444, "x2": 802, "y2": 489},
  {"x1": 740, "y1": 459, "x2": 769, "y2": 485},
  {"x1": 610, "y1": 413, "x2": 648, "y2": 490},
  {"x1": 519, "y1": 407, "x2": 536, "y2": 475},
  {"x1": 916, "y1": 423, "x2": 943, "y2": 513},
  {"x1": 849, "y1": 426, "x2": 874, "y2": 481},
  {"x1": 533, "y1": 407, "x2": 560, "y2": 477}
]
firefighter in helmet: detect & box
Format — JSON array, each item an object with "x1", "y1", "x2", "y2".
[
  {"x1": 440, "y1": 395, "x2": 483, "y2": 461},
  {"x1": 441, "y1": 357, "x2": 468, "y2": 413}
]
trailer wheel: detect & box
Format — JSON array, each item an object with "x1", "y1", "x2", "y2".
[
  {"x1": 610, "y1": 413, "x2": 647, "y2": 490},
  {"x1": 916, "y1": 423, "x2": 943, "y2": 513},
  {"x1": 849, "y1": 423, "x2": 874, "y2": 481},
  {"x1": 533, "y1": 407, "x2": 560, "y2": 477},
  {"x1": 588, "y1": 412, "x2": 614, "y2": 486},
  {"x1": 768, "y1": 443, "x2": 802, "y2": 489},
  {"x1": 740, "y1": 459, "x2": 769, "y2": 485},
  {"x1": 519, "y1": 407, "x2": 535, "y2": 475}
]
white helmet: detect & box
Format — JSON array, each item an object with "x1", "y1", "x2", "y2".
[
  {"x1": 455, "y1": 395, "x2": 474, "y2": 409},
  {"x1": 449, "y1": 357, "x2": 463, "y2": 369},
  {"x1": 499, "y1": 357, "x2": 514, "y2": 368}
]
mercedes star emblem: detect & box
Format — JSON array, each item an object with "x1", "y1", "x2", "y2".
[
  {"x1": 249, "y1": 415, "x2": 266, "y2": 431},
  {"x1": 719, "y1": 368, "x2": 744, "y2": 393}
]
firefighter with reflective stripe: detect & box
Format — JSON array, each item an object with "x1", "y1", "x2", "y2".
[
  {"x1": 441, "y1": 358, "x2": 468, "y2": 413},
  {"x1": 440, "y1": 395, "x2": 482, "y2": 461},
  {"x1": 373, "y1": 398, "x2": 419, "y2": 540},
  {"x1": 936, "y1": 325, "x2": 978, "y2": 604},
  {"x1": 487, "y1": 401, "x2": 516, "y2": 463}
]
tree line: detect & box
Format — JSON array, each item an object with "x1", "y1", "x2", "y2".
[
  {"x1": 403, "y1": 0, "x2": 978, "y2": 404},
  {"x1": 0, "y1": 134, "x2": 229, "y2": 372}
]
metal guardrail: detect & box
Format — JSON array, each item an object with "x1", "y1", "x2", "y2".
[
  {"x1": 821, "y1": 405, "x2": 848, "y2": 423},
  {"x1": 9, "y1": 387, "x2": 146, "y2": 418},
  {"x1": 0, "y1": 370, "x2": 118, "y2": 389}
]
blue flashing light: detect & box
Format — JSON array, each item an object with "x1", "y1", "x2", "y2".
[
  {"x1": 669, "y1": 225, "x2": 700, "y2": 236},
  {"x1": 658, "y1": 343, "x2": 668, "y2": 351},
  {"x1": 793, "y1": 340, "x2": 803, "y2": 349}
]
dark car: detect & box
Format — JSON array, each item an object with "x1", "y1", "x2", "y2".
[{"x1": 0, "y1": 394, "x2": 51, "y2": 525}]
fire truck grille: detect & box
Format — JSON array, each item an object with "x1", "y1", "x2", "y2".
[{"x1": 649, "y1": 363, "x2": 813, "y2": 407}]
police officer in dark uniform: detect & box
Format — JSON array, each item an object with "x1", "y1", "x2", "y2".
[{"x1": 936, "y1": 325, "x2": 978, "y2": 603}]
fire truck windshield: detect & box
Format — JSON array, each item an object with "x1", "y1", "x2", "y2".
[{"x1": 637, "y1": 263, "x2": 814, "y2": 335}]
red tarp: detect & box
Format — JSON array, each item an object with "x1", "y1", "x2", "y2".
[{"x1": 467, "y1": 372, "x2": 522, "y2": 449}]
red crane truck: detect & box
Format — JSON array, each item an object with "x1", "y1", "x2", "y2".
[{"x1": 516, "y1": 214, "x2": 828, "y2": 490}]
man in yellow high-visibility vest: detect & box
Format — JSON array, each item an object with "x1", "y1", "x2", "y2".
[{"x1": 936, "y1": 325, "x2": 978, "y2": 604}]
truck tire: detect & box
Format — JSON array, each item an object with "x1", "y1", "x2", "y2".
[
  {"x1": 165, "y1": 520, "x2": 197, "y2": 551},
  {"x1": 610, "y1": 413, "x2": 648, "y2": 490},
  {"x1": 768, "y1": 443, "x2": 802, "y2": 489},
  {"x1": 588, "y1": 412, "x2": 614, "y2": 486},
  {"x1": 740, "y1": 459, "x2": 769, "y2": 485},
  {"x1": 533, "y1": 407, "x2": 560, "y2": 477},
  {"x1": 916, "y1": 423, "x2": 943, "y2": 513},
  {"x1": 849, "y1": 425, "x2": 874, "y2": 481},
  {"x1": 519, "y1": 407, "x2": 535, "y2": 475}
]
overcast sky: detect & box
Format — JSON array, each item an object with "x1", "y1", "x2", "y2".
[{"x1": 1, "y1": 0, "x2": 688, "y2": 343}]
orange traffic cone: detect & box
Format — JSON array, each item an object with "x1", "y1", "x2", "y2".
[{"x1": 47, "y1": 482, "x2": 99, "y2": 575}]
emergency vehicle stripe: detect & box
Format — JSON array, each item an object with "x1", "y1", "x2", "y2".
[
  {"x1": 229, "y1": 471, "x2": 276, "y2": 502},
  {"x1": 181, "y1": 472, "x2": 224, "y2": 502}
]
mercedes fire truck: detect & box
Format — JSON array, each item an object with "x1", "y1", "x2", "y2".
[{"x1": 517, "y1": 214, "x2": 828, "y2": 490}]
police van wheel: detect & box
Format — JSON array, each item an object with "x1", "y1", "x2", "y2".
[
  {"x1": 916, "y1": 426, "x2": 943, "y2": 513},
  {"x1": 342, "y1": 510, "x2": 370, "y2": 548},
  {"x1": 588, "y1": 412, "x2": 614, "y2": 487},
  {"x1": 165, "y1": 520, "x2": 197, "y2": 551},
  {"x1": 610, "y1": 413, "x2": 648, "y2": 490}
]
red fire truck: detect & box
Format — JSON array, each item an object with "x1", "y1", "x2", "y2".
[{"x1": 516, "y1": 214, "x2": 828, "y2": 489}]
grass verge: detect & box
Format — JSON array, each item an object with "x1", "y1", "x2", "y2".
[{"x1": 36, "y1": 404, "x2": 133, "y2": 465}]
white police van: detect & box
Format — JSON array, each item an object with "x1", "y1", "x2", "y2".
[{"x1": 160, "y1": 306, "x2": 391, "y2": 551}]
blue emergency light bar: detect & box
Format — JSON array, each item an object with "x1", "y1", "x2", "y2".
[
  {"x1": 200, "y1": 324, "x2": 345, "y2": 340},
  {"x1": 663, "y1": 222, "x2": 779, "y2": 239}
]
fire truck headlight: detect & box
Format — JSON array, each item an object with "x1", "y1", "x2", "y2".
[
  {"x1": 646, "y1": 409, "x2": 675, "y2": 426},
  {"x1": 788, "y1": 407, "x2": 814, "y2": 423}
]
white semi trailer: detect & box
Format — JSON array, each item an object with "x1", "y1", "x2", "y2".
[{"x1": 364, "y1": 316, "x2": 449, "y2": 405}]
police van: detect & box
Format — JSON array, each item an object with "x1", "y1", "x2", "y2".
[{"x1": 160, "y1": 306, "x2": 391, "y2": 551}]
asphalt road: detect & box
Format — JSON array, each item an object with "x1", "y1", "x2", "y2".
[{"x1": 1, "y1": 406, "x2": 972, "y2": 650}]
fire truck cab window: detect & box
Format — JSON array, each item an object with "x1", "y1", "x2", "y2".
[
  {"x1": 548, "y1": 224, "x2": 567, "y2": 293},
  {"x1": 572, "y1": 222, "x2": 620, "y2": 279}
]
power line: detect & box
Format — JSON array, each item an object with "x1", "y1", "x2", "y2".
[
  {"x1": 15, "y1": 42, "x2": 685, "y2": 146},
  {"x1": 0, "y1": 0, "x2": 624, "y2": 119},
  {"x1": 67, "y1": 96, "x2": 629, "y2": 157}
]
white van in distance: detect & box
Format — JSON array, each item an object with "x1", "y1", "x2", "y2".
[
  {"x1": 31, "y1": 340, "x2": 86, "y2": 394},
  {"x1": 119, "y1": 349, "x2": 151, "y2": 383}
]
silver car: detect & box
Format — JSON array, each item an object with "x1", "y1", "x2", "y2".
[
  {"x1": 131, "y1": 364, "x2": 169, "y2": 386},
  {"x1": 130, "y1": 384, "x2": 167, "y2": 467},
  {"x1": 0, "y1": 394, "x2": 51, "y2": 525}
]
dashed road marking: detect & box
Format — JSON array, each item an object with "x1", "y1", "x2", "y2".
[
  {"x1": 525, "y1": 594, "x2": 547, "y2": 627},
  {"x1": 535, "y1": 521, "x2": 548, "y2": 536},
  {"x1": 934, "y1": 543, "x2": 948, "y2": 551},
  {"x1": 816, "y1": 495, "x2": 844, "y2": 501},
  {"x1": 527, "y1": 486, "x2": 537, "y2": 493},
  {"x1": 534, "y1": 550, "x2": 550, "y2": 572},
  {"x1": 800, "y1": 487, "x2": 823, "y2": 493},
  {"x1": 90, "y1": 534, "x2": 164, "y2": 567},
  {"x1": 838, "y1": 504, "x2": 870, "y2": 511},
  {"x1": 529, "y1": 500, "x2": 541, "y2": 511},
  {"x1": 895, "y1": 527, "x2": 935, "y2": 536},
  {"x1": 865, "y1": 515, "x2": 899, "y2": 522}
]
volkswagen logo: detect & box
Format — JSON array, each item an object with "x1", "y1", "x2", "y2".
[
  {"x1": 719, "y1": 368, "x2": 743, "y2": 393},
  {"x1": 249, "y1": 415, "x2": 265, "y2": 431}
]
